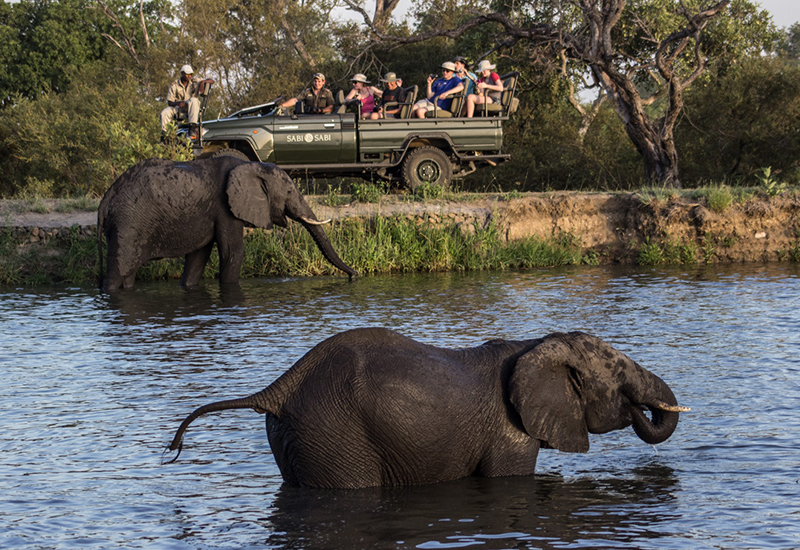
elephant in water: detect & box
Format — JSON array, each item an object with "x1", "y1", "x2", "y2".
[
  {"x1": 166, "y1": 328, "x2": 689, "y2": 489},
  {"x1": 97, "y1": 156, "x2": 357, "y2": 290}
]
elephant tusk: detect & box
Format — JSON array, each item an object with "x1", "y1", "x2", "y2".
[
  {"x1": 300, "y1": 216, "x2": 331, "y2": 225},
  {"x1": 652, "y1": 401, "x2": 691, "y2": 413}
]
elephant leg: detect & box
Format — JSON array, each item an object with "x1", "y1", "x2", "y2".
[
  {"x1": 216, "y1": 227, "x2": 244, "y2": 285},
  {"x1": 180, "y1": 243, "x2": 214, "y2": 287},
  {"x1": 122, "y1": 273, "x2": 137, "y2": 288},
  {"x1": 104, "y1": 240, "x2": 139, "y2": 290},
  {"x1": 476, "y1": 439, "x2": 541, "y2": 478}
]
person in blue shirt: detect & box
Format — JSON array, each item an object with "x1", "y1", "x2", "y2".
[{"x1": 413, "y1": 62, "x2": 464, "y2": 118}]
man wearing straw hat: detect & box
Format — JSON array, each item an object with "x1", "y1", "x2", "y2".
[{"x1": 371, "y1": 72, "x2": 406, "y2": 119}]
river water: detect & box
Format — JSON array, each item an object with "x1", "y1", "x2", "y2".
[{"x1": 1, "y1": 263, "x2": 798, "y2": 549}]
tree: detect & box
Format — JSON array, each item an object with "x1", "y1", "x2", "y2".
[
  {"x1": 0, "y1": 0, "x2": 114, "y2": 106},
  {"x1": 676, "y1": 55, "x2": 800, "y2": 183},
  {"x1": 369, "y1": 0, "x2": 776, "y2": 187}
]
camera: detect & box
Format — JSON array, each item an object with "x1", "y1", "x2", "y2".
[{"x1": 429, "y1": 74, "x2": 437, "y2": 80}]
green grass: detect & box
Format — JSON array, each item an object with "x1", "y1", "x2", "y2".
[
  {"x1": 637, "y1": 236, "x2": 700, "y2": 266},
  {"x1": 0, "y1": 216, "x2": 595, "y2": 286}
]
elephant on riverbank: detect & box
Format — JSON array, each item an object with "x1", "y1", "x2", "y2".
[
  {"x1": 97, "y1": 156, "x2": 357, "y2": 290},
  {"x1": 165, "y1": 328, "x2": 689, "y2": 488}
]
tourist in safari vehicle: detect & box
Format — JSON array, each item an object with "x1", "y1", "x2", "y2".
[
  {"x1": 413, "y1": 61, "x2": 464, "y2": 118},
  {"x1": 465, "y1": 60, "x2": 504, "y2": 118},
  {"x1": 345, "y1": 73, "x2": 382, "y2": 119}
]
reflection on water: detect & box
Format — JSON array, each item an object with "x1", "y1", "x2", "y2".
[
  {"x1": 1, "y1": 263, "x2": 799, "y2": 549},
  {"x1": 267, "y1": 466, "x2": 680, "y2": 549}
]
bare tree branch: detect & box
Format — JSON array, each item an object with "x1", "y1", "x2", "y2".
[
  {"x1": 93, "y1": 0, "x2": 141, "y2": 66},
  {"x1": 139, "y1": 0, "x2": 151, "y2": 50},
  {"x1": 280, "y1": 15, "x2": 318, "y2": 68}
]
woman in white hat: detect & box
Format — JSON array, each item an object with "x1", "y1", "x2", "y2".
[
  {"x1": 466, "y1": 60, "x2": 504, "y2": 117},
  {"x1": 345, "y1": 73, "x2": 382, "y2": 118}
]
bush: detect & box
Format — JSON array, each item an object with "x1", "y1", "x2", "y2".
[
  {"x1": 0, "y1": 67, "x2": 192, "y2": 198},
  {"x1": 677, "y1": 56, "x2": 800, "y2": 185}
]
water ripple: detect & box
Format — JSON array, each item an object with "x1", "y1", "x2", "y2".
[{"x1": 1, "y1": 263, "x2": 798, "y2": 549}]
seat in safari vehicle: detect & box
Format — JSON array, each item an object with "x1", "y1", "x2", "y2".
[{"x1": 424, "y1": 90, "x2": 466, "y2": 119}]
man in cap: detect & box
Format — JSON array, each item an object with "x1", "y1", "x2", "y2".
[
  {"x1": 161, "y1": 64, "x2": 205, "y2": 139},
  {"x1": 280, "y1": 73, "x2": 335, "y2": 115},
  {"x1": 371, "y1": 72, "x2": 406, "y2": 119},
  {"x1": 453, "y1": 56, "x2": 478, "y2": 97},
  {"x1": 413, "y1": 61, "x2": 464, "y2": 118}
]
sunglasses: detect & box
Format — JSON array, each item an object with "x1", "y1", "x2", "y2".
[{"x1": 443, "y1": 69, "x2": 453, "y2": 73}]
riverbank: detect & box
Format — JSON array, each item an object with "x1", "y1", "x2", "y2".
[{"x1": 2, "y1": 190, "x2": 799, "y2": 285}]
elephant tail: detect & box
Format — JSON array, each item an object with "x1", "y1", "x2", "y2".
[{"x1": 162, "y1": 390, "x2": 280, "y2": 464}]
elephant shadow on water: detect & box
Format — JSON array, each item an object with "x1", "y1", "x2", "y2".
[
  {"x1": 262, "y1": 465, "x2": 680, "y2": 549},
  {"x1": 101, "y1": 282, "x2": 247, "y2": 326}
]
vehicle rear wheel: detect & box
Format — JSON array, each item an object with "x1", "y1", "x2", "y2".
[
  {"x1": 401, "y1": 147, "x2": 452, "y2": 192},
  {"x1": 212, "y1": 148, "x2": 250, "y2": 161}
]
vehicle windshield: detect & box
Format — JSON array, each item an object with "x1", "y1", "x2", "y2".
[{"x1": 226, "y1": 98, "x2": 282, "y2": 119}]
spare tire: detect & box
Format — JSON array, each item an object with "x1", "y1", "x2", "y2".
[{"x1": 212, "y1": 148, "x2": 250, "y2": 161}]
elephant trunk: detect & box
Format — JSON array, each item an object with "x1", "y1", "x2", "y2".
[
  {"x1": 628, "y1": 376, "x2": 688, "y2": 445},
  {"x1": 301, "y1": 220, "x2": 358, "y2": 279}
]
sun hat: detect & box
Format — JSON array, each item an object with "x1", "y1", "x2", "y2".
[
  {"x1": 380, "y1": 72, "x2": 399, "y2": 83},
  {"x1": 312, "y1": 72, "x2": 325, "y2": 80},
  {"x1": 476, "y1": 60, "x2": 496, "y2": 72},
  {"x1": 441, "y1": 62, "x2": 456, "y2": 72},
  {"x1": 180, "y1": 64, "x2": 194, "y2": 75},
  {"x1": 351, "y1": 73, "x2": 370, "y2": 84}
]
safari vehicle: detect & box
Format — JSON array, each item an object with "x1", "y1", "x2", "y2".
[{"x1": 180, "y1": 73, "x2": 520, "y2": 191}]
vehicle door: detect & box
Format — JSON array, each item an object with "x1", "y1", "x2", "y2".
[{"x1": 271, "y1": 115, "x2": 345, "y2": 164}]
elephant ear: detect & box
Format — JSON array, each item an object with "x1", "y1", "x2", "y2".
[
  {"x1": 226, "y1": 163, "x2": 272, "y2": 229},
  {"x1": 509, "y1": 334, "x2": 589, "y2": 453}
]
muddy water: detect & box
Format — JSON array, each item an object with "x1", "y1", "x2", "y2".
[{"x1": 1, "y1": 263, "x2": 798, "y2": 549}]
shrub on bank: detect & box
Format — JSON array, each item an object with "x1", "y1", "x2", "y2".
[{"x1": 0, "y1": 216, "x2": 595, "y2": 286}]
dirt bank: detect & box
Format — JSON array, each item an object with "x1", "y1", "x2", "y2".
[{"x1": 3, "y1": 192, "x2": 800, "y2": 264}]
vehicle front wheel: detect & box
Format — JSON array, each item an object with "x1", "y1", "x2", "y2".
[
  {"x1": 211, "y1": 148, "x2": 250, "y2": 161},
  {"x1": 401, "y1": 147, "x2": 452, "y2": 193}
]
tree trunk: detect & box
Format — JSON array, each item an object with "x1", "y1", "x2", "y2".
[
  {"x1": 624, "y1": 116, "x2": 681, "y2": 188},
  {"x1": 592, "y1": 64, "x2": 682, "y2": 188}
]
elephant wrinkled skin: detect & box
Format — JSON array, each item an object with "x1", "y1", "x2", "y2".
[
  {"x1": 166, "y1": 328, "x2": 688, "y2": 489},
  {"x1": 97, "y1": 156, "x2": 357, "y2": 290}
]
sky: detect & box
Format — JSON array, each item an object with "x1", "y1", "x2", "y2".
[
  {"x1": 339, "y1": 0, "x2": 799, "y2": 28},
  {"x1": 756, "y1": 0, "x2": 799, "y2": 27}
]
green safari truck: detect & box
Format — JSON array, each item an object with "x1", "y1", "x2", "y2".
[{"x1": 184, "y1": 74, "x2": 519, "y2": 191}]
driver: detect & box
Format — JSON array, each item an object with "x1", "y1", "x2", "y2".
[{"x1": 280, "y1": 73, "x2": 335, "y2": 114}]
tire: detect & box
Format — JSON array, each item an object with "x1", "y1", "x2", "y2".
[
  {"x1": 212, "y1": 148, "x2": 250, "y2": 161},
  {"x1": 401, "y1": 147, "x2": 452, "y2": 192}
]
